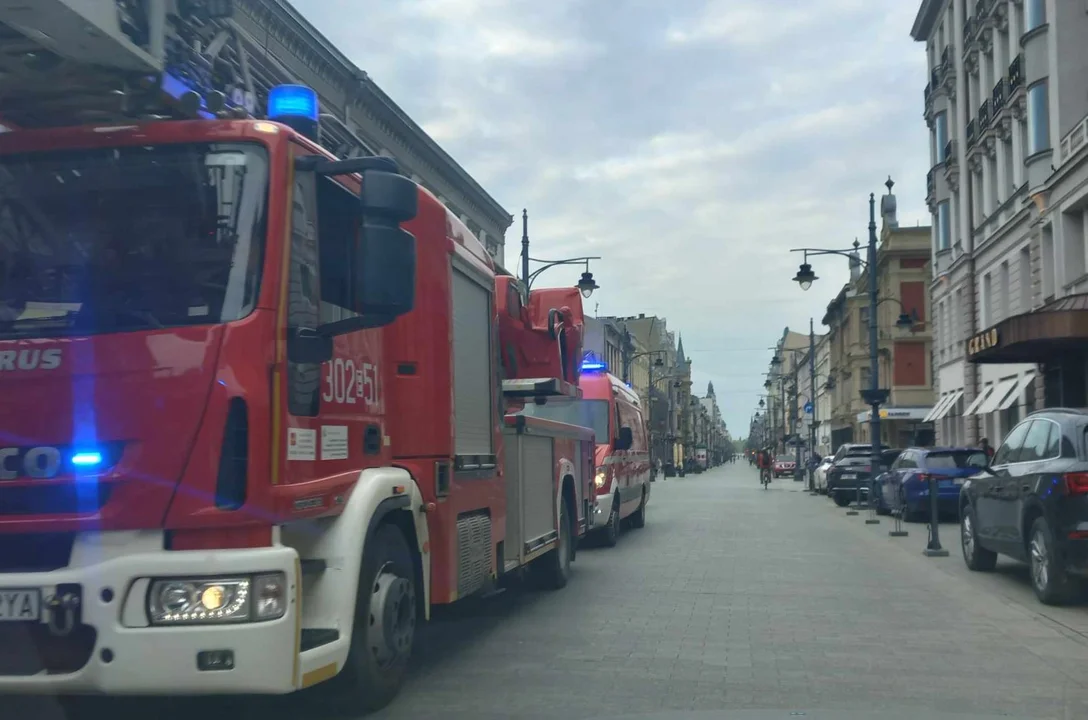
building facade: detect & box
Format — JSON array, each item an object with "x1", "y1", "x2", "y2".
[
  {"x1": 912, "y1": 0, "x2": 1048, "y2": 447},
  {"x1": 235, "y1": 0, "x2": 513, "y2": 262}
]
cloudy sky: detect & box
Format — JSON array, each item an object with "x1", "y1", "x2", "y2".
[{"x1": 293, "y1": 0, "x2": 932, "y2": 436}]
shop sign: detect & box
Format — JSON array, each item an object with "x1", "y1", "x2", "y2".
[{"x1": 966, "y1": 327, "x2": 1000, "y2": 358}]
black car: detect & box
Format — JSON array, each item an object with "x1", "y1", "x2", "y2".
[
  {"x1": 960, "y1": 408, "x2": 1088, "y2": 605},
  {"x1": 826, "y1": 445, "x2": 898, "y2": 507}
]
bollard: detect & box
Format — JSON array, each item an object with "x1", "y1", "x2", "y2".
[
  {"x1": 923, "y1": 474, "x2": 948, "y2": 557},
  {"x1": 865, "y1": 479, "x2": 880, "y2": 524},
  {"x1": 845, "y1": 476, "x2": 861, "y2": 515},
  {"x1": 888, "y1": 483, "x2": 908, "y2": 537}
]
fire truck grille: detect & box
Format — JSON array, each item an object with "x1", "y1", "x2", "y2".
[
  {"x1": 0, "y1": 484, "x2": 112, "y2": 516},
  {"x1": 0, "y1": 623, "x2": 96, "y2": 676},
  {"x1": 456, "y1": 512, "x2": 492, "y2": 599},
  {"x1": 0, "y1": 533, "x2": 74, "y2": 572}
]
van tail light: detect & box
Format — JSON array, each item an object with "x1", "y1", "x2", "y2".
[
  {"x1": 918, "y1": 473, "x2": 933, "y2": 483},
  {"x1": 1063, "y1": 472, "x2": 1088, "y2": 495}
]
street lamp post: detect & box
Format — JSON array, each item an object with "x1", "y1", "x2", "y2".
[
  {"x1": 520, "y1": 209, "x2": 601, "y2": 296},
  {"x1": 791, "y1": 192, "x2": 895, "y2": 512},
  {"x1": 807, "y1": 318, "x2": 818, "y2": 492}
]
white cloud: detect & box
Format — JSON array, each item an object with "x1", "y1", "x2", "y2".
[{"x1": 290, "y1": 0, "x2": 931, "y2": 435}]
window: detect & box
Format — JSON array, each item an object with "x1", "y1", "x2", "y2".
[
  {"x1": 1027, "y1": 82, "x2": 1050, "y2": 155},
  {"x1": 1042, "y1": 224, "x2": 1055, "y2": 299},
  {"x1": 937, "y1": 200, "x2": 951, "y2": 250},
  {"x1": 982, "y1": 273, "x2": 993, "y2": 327},
  {"x1": 858, "y1": 307, "x2": 869, "y2": 344},
  {"x1": 316, "y1": 176, "x2": 361, "y2": 317},
  {"x1": 0, "y1": 143, "x2": 269, "y2": 339},
  {"x1": 924, "y1": 450, "x2": 988, "y2": 469},
  {"x1": 1019, "y1": 419, "x2": 1054, "y2": 462},
  {"x1": 1025, "y1": 0, "x2": 1046, "y2": 32},
  {"x1": 1019, "y1": 246, "x2": 1032, "y2": 312},
  {"x1": 999, "y1": 262, "x2": 1010, "y2": 321},
  {"x1": 935, "y1": 112, "x2": 949, "y2": 162},
  {"x1": 993, "y1": 421, "x2": 1031, "y2": 466}
]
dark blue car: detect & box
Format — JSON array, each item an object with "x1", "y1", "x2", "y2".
[{"x1": 872, "y1": 447, "x2": 988, "y2": 521}]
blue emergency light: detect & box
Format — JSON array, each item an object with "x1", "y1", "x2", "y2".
[
  {"x1": 71, "y1": 451, "x2": 104, "y2": 468},
  {"x1": 267, "y1": 84, "x2": 320, "y2": 141},
  {"x1": 581, "y1": 353, "x2": 607, "y2": 373},
  {"x1": 268, "y1": 84, "x2": 319, "y2": 121}
]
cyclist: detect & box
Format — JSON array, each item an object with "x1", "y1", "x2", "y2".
[{"x1": 756, "y1": 447, "x2": 773, "y2": 485}]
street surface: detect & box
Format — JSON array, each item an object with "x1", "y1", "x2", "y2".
[{"x1": 11, "y1": 463, "x2": 1088, "y2": 719}]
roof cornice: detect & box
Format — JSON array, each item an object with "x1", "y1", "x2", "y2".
[{"x1": 911, "y1": 0, "x2": 945, "y2": 41}]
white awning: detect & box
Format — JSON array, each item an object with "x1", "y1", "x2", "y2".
[
  {"x1": 977, "y1": 377, "x2": 1019, "y2": 415},
  {"x1": 997, "y1": 374, "x2": 1036, "y2": 412},
  {"x1": 923, "y1": 392, "x2": 955, "y2": 422},
  {"x1": 938, "y1": 389, "x2": 965, "y2": 419},
  {"x1": 930, "y1": 389, "x2": 964, "y2": 421},
  {"x1": 964, "y1": 385, "x2": 995, "y2": 416}
]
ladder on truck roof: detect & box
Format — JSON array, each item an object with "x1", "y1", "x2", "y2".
[
  {"x1": 502, "y1": 378, "x2": 581, "y2": 400},
  {"x1": 0, "y1": 0, "x2": 372, "y2": 158}
]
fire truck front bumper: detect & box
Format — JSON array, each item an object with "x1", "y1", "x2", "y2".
[{"x1": 0, "y1": 532, "x2": 300, "y2": 696}]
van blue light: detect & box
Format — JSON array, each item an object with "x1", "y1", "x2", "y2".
[
  {"x1": 268, "y1": 85, "x2": 319, "y2": 122},
  {"x1": 581, "y1": 360, "x2": 607, "y2": 373},
  {"x1": 71, "y1": 451, "x2": 104, "y2": 468}
]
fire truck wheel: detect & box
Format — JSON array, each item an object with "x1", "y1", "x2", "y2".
[
  {"x1": 630, "y1": 490, "x2": 647, "y2": 529},
  {"x1": 602, "y1": 495, "x2": 620, "y2": 547},
  {"x1": 538, "y1": 495, "x2": 573, "y2": 589},
  {"x1": 325, "y1": 523, "x2": 416, "y2": 714}
]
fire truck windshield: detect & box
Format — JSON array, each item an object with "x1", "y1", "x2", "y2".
[
  {"x1": 0, "y1": 142, "x2": 268, "y2": 338},
  {"x1": 520, "y1": 399, "x2": 610, "y2": 444}
]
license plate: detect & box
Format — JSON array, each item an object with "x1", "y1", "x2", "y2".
[
  {"x1": 841, "y1": 473, "x2": 856, "y2": 480},
  {"x1": 0, "y1": 589, "x2": 41, "y2": 622}
]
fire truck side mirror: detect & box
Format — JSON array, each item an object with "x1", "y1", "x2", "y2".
[
  {"x1": 353, "y1": 168, "x2": 418, "y2": 322},
  {"x1": 287, "y1": 327, "x2": 334, "y2": 365}
]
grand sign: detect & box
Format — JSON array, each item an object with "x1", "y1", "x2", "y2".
[{"x1": 966, "y1": 327, "x2": 1000, "y2": 358}]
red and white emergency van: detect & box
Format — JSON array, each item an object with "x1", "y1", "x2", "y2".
[{"x1": 521, "y1": 360, "x2": 651, "y2": 546}]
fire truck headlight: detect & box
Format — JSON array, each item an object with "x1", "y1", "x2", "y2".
[
  {"x1": 147, "y1": 573, "x2": 287, "y2": 625},
  {"x1": 594, "y1": 468, "x2": 606, "y2": 489}
]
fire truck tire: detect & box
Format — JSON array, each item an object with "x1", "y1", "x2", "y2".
[
  {"x1": 630, "y1": 489, "x2": 647, "y2": 529},
  {"x1": 538, "y1": 495, "x2": 573, "y2": 590},
  {"x1": 602, "y1": 494, "x2": 620, "y2": 547},
  {"x1": 324, "y1": 523, "x2": 416, "y2": 714}
]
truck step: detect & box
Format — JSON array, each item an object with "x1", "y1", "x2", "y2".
[
  {"x1": 300, "y1": 628, "x2": 339, "y2": 651},
  {"x1": 299, "y1": 558, "x2": 327, "y2": 575}
]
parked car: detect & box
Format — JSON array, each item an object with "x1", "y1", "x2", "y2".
[
  {"x1": 960, "y1": 409, "x2": 1088, "y2": 605},
  {"x1": 826, "y1": 445, "x2": 897, "y2": 507},
  {"x1": 773, "y1": 458, "x2": 796, "y2": 478},
  {"x1": 873, "y1": 447, "x2": 987, "y2": 520},
  {"x1": 814, "y1": 457, "x2": 835, "y2": 494}
]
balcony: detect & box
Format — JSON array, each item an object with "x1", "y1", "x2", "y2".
[
  {"x1": 965, "y1": 119, "x2": 977, "y2": 147},
  {"x1": 1060, "y1": 112, "x2": 1088, "y2": 163},
  {"x1": 944, "y1": 139, "x2": 955, "y2": 164},
  {"x1": 978, "y1": 99, "x2": 992, "y2": 132},
  {"x1": 1008, "y1": 54, "x2": 1023, "y2": 93},
  {"x1": 963, "y1": 16, "x2": 977, "y2": 44},
  {"x1": 926, "y1": 168, "x2": 936, "y2": 211},
  {"x1": 991, "y1": 77, "x2": 1007, "y2": 111}
]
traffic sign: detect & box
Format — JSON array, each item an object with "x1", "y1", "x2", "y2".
[{"x1": 804, "y1": 402, "x2": 814, "y2": 414}]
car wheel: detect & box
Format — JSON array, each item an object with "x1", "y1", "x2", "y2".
[
  {"x1": 1028, "y1": 516, "x2": 1077, "y2": 605},
  {"x1": 602, "y1": 495, "x2": 620, "y2": 547},
  {"x1": 833, "y1": 493, "x2": 850, "y2": 508},
  {"x1": 630, "y1": 489, "x2": 647, "y2": 529},
  {"x1": 960, "y1": 502, "x2": 997, "y2": 571}
]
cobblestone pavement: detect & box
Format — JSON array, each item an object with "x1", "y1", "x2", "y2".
[
  {"x1": 9, "y1": 463, "x2": 1088, "y2": 720},
  {"x1": 373, "y1": 462, "x2": 1088, "y2": 720}
]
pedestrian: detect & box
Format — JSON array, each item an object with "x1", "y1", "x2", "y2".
[{"x1": 979, "y1": 437, "x2": 994, "y2": 459}]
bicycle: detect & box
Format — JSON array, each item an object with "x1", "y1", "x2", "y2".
[{"x1": 760, "y1": 467, "x2": 771, "y2": 489}]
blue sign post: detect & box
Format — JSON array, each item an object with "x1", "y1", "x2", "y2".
[{"x1": 804, "y1": 401, "x2": 814, "y2": 415}]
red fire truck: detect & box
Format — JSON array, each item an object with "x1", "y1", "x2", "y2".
[{"x1": 0, "y1": 1, "x2": 595, "y2": 713}]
